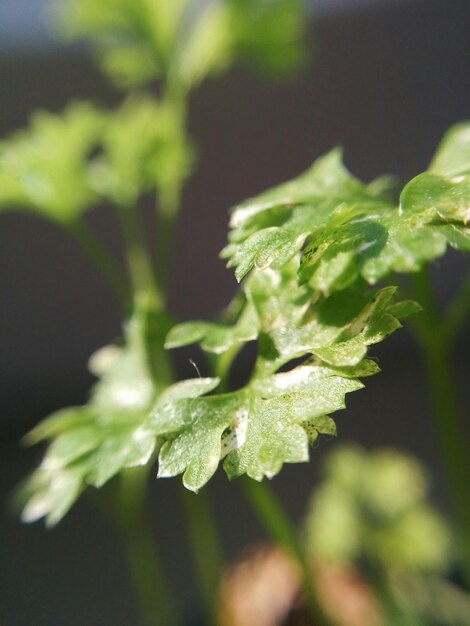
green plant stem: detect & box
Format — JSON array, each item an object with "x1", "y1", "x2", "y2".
[
  {"x1": 409, "y1": 269, "x2": 470, "y2": 585},
  {"x1": 241, "y1": 478, "x2": 331, "y2": 626},
  {"x1": 212, "y1": 344, "x2": 240, "y2": 393},
  {"x1": 155, "y1": 189, "x2": 180, "y2": 299},
  {"x1": 117, "y1": 204, "x2": 163, "y2": 310},
  {"x1": 154, "y1": 91, "x2": 186, "y2": 299},
  {"x1": 114, "y1": 467, "x2": 182, "y2": 626},
  {"x1": 443, "y1": 269, "x2": 470, "y2": 345},
  {"x1": 68, "y1": 218, "x2": 129, "y2": 305},
  {"x1": 180, "y1": 488, "x2": 224, "y2": 626}
]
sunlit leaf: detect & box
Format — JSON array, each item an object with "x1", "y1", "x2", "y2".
[
  {"x1": 224, "y1": 125, "x2": 470, "y2": 292},
  {"x1": 159, "y1": 255, "x2": 411, "y2": 491},
  {"x1": 0, "y1": 103, "x2": 103, "y2": 223},
  {"x1": 89, "y1": 95, "x2": 193, "y2": 206},
  {"x1": 154, "y1": 364, "x2": 362, "y2": 491}
]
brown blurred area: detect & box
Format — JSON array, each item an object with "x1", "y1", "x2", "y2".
[{"x1": 1, "y1": 1, "x2": 469, "y2": 624}]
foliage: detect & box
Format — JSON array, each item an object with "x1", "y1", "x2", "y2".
[
  {"x1": 0, "y1": 103, "x2": 104, "y2": 223},
  {"x1": 306, "y1": 446, "x2": 470, "y2": 625},
  {"x1": 58, "y1": 0, "x2": 307, "y2": 89},
  {"x1": 12, "y1": 120, "x2": 470, "y2": 524},
  {"x1": 3, "y1": 0, "x2": 470, "y2": 624},
  {"x1": 306, "y1": 445, "x2": 451, "y2": 572},
  {"x1": 223, "y1": 137, "x2": 470, "y2": 290},
  {"x1": 18, "y1": 304, "x2": 170, "y2": 526}
]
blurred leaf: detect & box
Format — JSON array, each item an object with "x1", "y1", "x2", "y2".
[
  {"x1": 60, "y1": 0, "x2": 189, "y2": 86},
  {"x1": 19, "y1": 305, "x2": 171, "y2": 525},
  {"x1": 305, "y1": 446, "x2": 451, "y2": 574},
  {"x1": 178, "y1": 3, "x2": 233, "y2": 88},
  {"x1": 89, "y1": 94, "x2": 193, "y2": 206},
  {"x1": 59, "y1": 0, "x2": 309, "y2": 88},
  {"x1": 226, "y1": 0, "x2": 308, "y2": 76},
  {"x1": 429, "y1": 121, "x2": 470, "y2": 178},
  {"x1": 0, "y1": 103, "x2": 103, "y2": 223},
  {"x1": 392, "y1": 575, "x2": 470, "y2": 626}
]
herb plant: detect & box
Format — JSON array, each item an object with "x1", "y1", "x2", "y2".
[{"x1": 2, "y1": 1, "x2": 470, "y2": 625}]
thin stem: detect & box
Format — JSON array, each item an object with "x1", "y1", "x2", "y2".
[
  {"x1": 241, "y1": 478, "x2": 331, "y2": 626},
  {"x1": 117, "y1": 204, "x2": 163, "y2": 310},
  {"x1": 113, "y1": 467, "x2": 182, "y2": 626},
  {"x1": 211, "y1": 344, "x2": 241, "y2": 393},
  {"x1": 180, "y1": 488, "x2": 224, "y2": 626},
  {"x1": 409, "y1": 269, "x2": 470, "y2": 586},
  {"x1": 155, "y1": 176, "x2": 182, "y2": 300},
  {"x1": 154, "y1": 91, "x2": 187, "y2": 299},
  {"x1": 68, "y1": 218, "x2": 129, "y2": 305},
  {"x1": 442, "y1": 269, "x2": 470, "y2": 345}
]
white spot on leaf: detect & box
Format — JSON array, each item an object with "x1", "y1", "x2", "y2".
[{"x1": 220, "y1": 408, "x2": 248, "y2": 459}]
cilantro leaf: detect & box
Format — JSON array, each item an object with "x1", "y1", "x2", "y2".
[
  {"x1": 159, "y1": 255, "x2": 411, "y2": 491},
  {"x1": 89, "y1": 95, "x2": 193, "y2": 206},
  {"x1": 0, "y1": 103, "x2": 103, "y2": 224},
  {"x1": 224, "y1": 124, "x2": 470, "y2": 292},
  {"x1": 154, "y1": 364, "x2": 362, "y2": 491},
  {"x1": 60, "y1": 0, "x2": 308, "y2": 89},
  {"x1": 168, "y1": 258, "x2": 413, "y2": 372},
  {"x1": 19, "y1": 306, "x2": 170, "y2": 525}
]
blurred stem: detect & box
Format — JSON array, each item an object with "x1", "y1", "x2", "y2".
[
  {"x1": 180, "y1": 488, "x2": 225, "y2": 626},
  {"x1": 242, "y1": 478, "x2": 332, "y2": 626},
  {"x1": 442, "y1": 269, "x2": 470, "y2": 345},
  {"x1": 409, "y1": 268, "x2": 470, "y2": 586},
  {"x1": 155, "y1": 183, "x2": 181, "y2": 299},
  {"x1": 117, "y1": 204, "x2": 163, "y2": 310},
  {"x1": 68, "y1": 218, "x2": 129, "y2": 305},
  {"x1": 114, "y1": 467, "x2": 182, "y2": 626},
  {"x1": 154, "y1": 91, "x2": 187, "y2": 300}
]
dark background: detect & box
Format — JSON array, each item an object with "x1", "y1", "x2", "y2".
[{"x1": 1, "y1": 0, "x2": 470, "y2": 624}]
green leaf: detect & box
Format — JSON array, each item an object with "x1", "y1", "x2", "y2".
[
  {"x1": 400, "y1": 171, "x2": 470, "y2": 225},
  {"x1": 19, "y1": 305, "x2": 169, "y2": 525},
  {"x1": 306, "y1": 446, "x2": 451, "y2": 573},
  {"x1": 222, "y1": 149, "x2": 385, "y2": 283},
  {"x1": 59, "y1": 0, "x2": 189, "y2": 87},
  {"x1": 89, "y1": 95, "x2": 193, "y2": 206},
  {"x1": 165, "y1": 298, "x2": 259, "y2": 354},
  {"x1": 59, "y1": 0, "x2": 308, "y2": 89},
  {"x1": 226, "y1": 0, "x2": 308, "y2": 76},
  {"x1": 178, "y1": 3, "x2": 232, "y2": 88},
  {"x1": 20, "y1": 465, "x2": 86, "y2": 527},
  {"x1": 224, "y1": 126, "x2": 470, "y2": 293},
  {"x1": 154, "y1": 364, "x2": 362, "y2": 491},
  {"x1": 429, "y1": 121, "x2": 470, "y2": 178},
  {"x1": 160, "y1": 256, "x2": 412, "y2": 491},
  {"x1": 174, "y1": 258, "x2": 411, "y2": 373},
  {"x1": 0, "y1": 103, "x2": 103, "y2": 223}
]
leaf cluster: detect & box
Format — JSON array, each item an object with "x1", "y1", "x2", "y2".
[
  {"x1": 58, "y1": 0, "x2": 308, "y2": 89},
  {"x1": 305, "y1": 445, "x2": 451, "y2": 572},
  {"x1": 18, "y1": 304, "x2": 171, "y2": 526},
  {"x1": 0, "y1": 96, "x2": 192, "y2": 223},
  {"x1": 16, "y1": 122, "x2": 470, "y2": 524},
  {"x1": 223, "y1": 124, "x2": 470, "y2": 292},
  {"x1": 156, "y1": 123, "x2": 469, "y2": 493}
]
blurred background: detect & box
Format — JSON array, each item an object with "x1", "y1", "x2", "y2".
[{"x1": 1, "y1": 0, "x2": 469, "y2": 624}]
